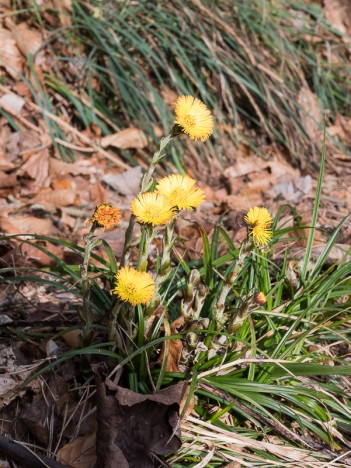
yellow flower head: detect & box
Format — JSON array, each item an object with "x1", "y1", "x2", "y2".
[
  {"x1": 174, "y1": 96, "x2": 214, "y2": 142},
  {"x1": 156, "y1": 174, "x2": 205, "y2": 210},
  {"x1": 88, "y1": 203, "x2": 121, "y2": 229},
  {"x1": 244, "y1": 207, "x2": 273, "y2": 246},
  {"x1": 131, "y1": 192, "x2": 175, "y2": 226},
  {"x1": 113, "y1": 266, "x2": 155, "y2": 306}
]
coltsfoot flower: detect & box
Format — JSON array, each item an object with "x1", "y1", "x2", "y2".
[
  {"x1": 113, "y1": 266, "x2": 155, "y2": 306},
  {"x1": 131, "y1": 192, "x2": 175, "y2": 225},
  {"x1": 174, "y1": 96, "x2": 214, "y2": 142},
  {"x1": 156, "y1": 174, "x2": 205, "y2": 210},
  {"x1": 244, "y1": 207, "x2": 273, "y2": 246},
  {"x1": 88, "y1": 203, "x2": 121, "y2": 229}
]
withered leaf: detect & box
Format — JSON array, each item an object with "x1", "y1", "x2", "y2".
[
  {"x1": 0, "y1": 27, "x2": 23, "y2": 79},
  {"x1": 102, "y1": 166, "x2": 142, "y2": 197},
  {"x1": 57, "y1": 429, "x2": 97, "y2": 468},
  {"x1": 94, "y1": 368, "x2": 186, "y2": 468},
  {"x1": 101, "y1": 128, "x2": 148, "y2": 150}
]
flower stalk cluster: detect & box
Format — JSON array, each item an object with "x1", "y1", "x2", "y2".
[{"x1": 77, "y1": 95, "x2": 273, "y2": 374}]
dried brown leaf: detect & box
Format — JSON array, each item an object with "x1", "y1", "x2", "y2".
[
  {"x1": 93, "y1": 367, "x2": 186, "y2": 468},
  {"x1": 165, "y1": 338, "x2": 183, "y2": 372},
  {"x1": 6, "y1": 130, "x2": 42, "y2": 162},
  {"x1": 324, "y1": 0, "x2": 351, "y2": 36},
  {"x1": 17, "y1": 148, "x2": 50, "y2": 194},
  {"x1": 0, "y1": 172, "x2": 17, "y2": 188},
  {"x1": 49, "y1": 157, "x2": 100, "y2": 177},
  {"x1": 57, "y1": 430, "x2": 96, "y2": 468},
  {"x1": 53, "y1": 0, "x2": 72, "y2": 26},
  {"x1": 102, "y1": 166, "x2": 142, "y2": 196},
  {"x1": 223, "y1": 155, "x2": 267, "y2": 181},
  {"x1": 31, "y1": 188, "x2": 76, "y2": 208},
  {"x1": 19, "y1": 240, "x2": 63, "y2": 265},
  {"x1": 101, "y1": 127, "x2": 148, "y2": 150},
  {"x1": 0, "y1": 27, "x2": 23, "y2": 79},
  {"x1": 0, "y1": 211, "x2": 56, "y2": 235},
  {"x1": 9, "y1": 21, "x2": 44, "y2": 64},
  {"x1": 0, "y1": 346, "x2": 31, "y2": 410}
]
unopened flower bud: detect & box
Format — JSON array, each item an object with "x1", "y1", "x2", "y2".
[{"x1": 254, "y1": 291, "x2": 267, "y2": 306}]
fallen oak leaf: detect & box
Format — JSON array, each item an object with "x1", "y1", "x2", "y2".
[
  {"x1": 57, "y1": 429, "x2": 97, "y2": 468},
  {"x1": 93, "y1": 365, "x2": 187, "y2": 468},
  {"x1": 0, "y1": 210, "x2": 56, "y2": 236},
  {"x1": 0, "y1": 27, "x2": 23, "y2": 79},
  {"x1": 101, "y1": 127, "x2": 148, "y2": 150}
]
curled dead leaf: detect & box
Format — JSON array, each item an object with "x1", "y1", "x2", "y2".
[
  {"x1": 0, "y1": 27, "x2": 23, "y2": 79},
  {"x1": 93, "y1": 367, "x2": 186, "y2": 468},
  {"x1": 57, "y1": 429, "x2": 97, "y2": 468},
  {"x1": 17, "y1": 149, "x2": 50, "y2": 194},
  {"x1": 102, "y1": 166, "x2": 142, "y2": 196},
  {"x1": 101, "y1": 127, "x2": 148, "y2": 150},
  {"x1": 31, "y1": 188, "x2": 77, "y2": 208},
  {"x1": 0, "y1": 211, "x2": 56, "y2": 235},
  {"x1": 6, "y1": 20, "x2": 44, "y2": 63}
]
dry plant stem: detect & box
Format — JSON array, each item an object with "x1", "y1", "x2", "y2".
[
  {"x1": 80, "y1": 225, "x2": 100, "y2": 344},
  {"x1": 120, "y1": 131, "x2": 175, "y2": 267}
]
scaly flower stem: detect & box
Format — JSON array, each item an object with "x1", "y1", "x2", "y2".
[
  {"x1": 158, "y1": 216, "x2": 177, "y2": 282},
  {"x1": 137, "y1": 225, "x2": 156, "y2": 272},
  {"x1": 213, "y1": 241, "x2": 251, "y2": 327},
  {"x1": 120, "y1": 132, "x2": 175, "y2": 267},
  {"x1": 79, "y1": 225, "x2": 101, "y2": 344},
  {"x1": 144, "y1": 216, "x2": 177, "y2": 321}
]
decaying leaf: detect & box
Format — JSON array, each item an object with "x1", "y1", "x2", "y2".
[
  {"x1": 0, "y1": 346, "x2": 31, "y2": 410},
  {"x1": 5, "y1": 20, "x2": 45, "y2": 64},
  {"x1": 19, "y1": 374, "x2": 69, "y2": 446},
  {"x1": 102, "y1": 166, "x2": 142, "y2": 197},
  {"x1": 0, "y1": 27, "x2": 23, "y2": 78},
  {"x1": 57, "y1": 429, "x2": 97, "y2": 468},
  {"x1": 0, "y1": 93, "x2": 25, "y2": 115},
  {"x1": 101, "y1": 128, "x2": 148, "y2": 150},
  {"x1": 31, "y1": 187, "x2": 77, "y2": 208},
  {"x1": 93, "y1": 367, "x2": 187, "y2": 468},
  {"x1": 324, "y1": 0, "x2": 351, "y2": 36},
  {"x1": 0, "y1": 211, "x2": 56, "y2": 236},
  {"x1": 17, "y1": 149, "x2": 50, "y2": 194},
  {"x1": 53, "y1": 0, "x2": 72, "y2": 26}
]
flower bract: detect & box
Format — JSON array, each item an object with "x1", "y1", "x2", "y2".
[
  {"x1": 174, "y1": 96, "x2": 214, "y2": 142},
  {"x1": 156, "y1": 174, "x2": 205, "y2": 210},
  {"x1": 88, "y1": 203, "x2": 121, "y2": 229},
  {"x1": 113, "y1": 266, "x2": 155, "y2": 306},
  {"x1": 131, "y1": 192, "x2": 175, "y2": 226},
  {"x1": 244, "y1": 207, "x2": 273, "y2": 246}
]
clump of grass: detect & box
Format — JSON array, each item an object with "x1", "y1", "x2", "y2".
[
  {"x1": 23, "y1": 0, "x2": 350, "y2": 171},
  {"x1": 1, "y1": 96, "x2": 351, "y2": 466}
]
